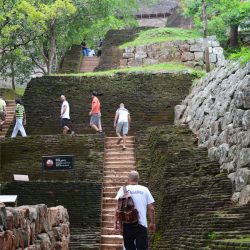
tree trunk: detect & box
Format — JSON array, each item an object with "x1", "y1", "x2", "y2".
[
  {"x1": 202, "y1": 0, "x2": 210, "y2": 72},
  {"x1": 48, "y1": 25, "x2": 56, "y2": 75},
  {"x1": 10, "y1": 60, "x2": 15, "y2": 91},
  {"x1": 229, "y1": 25, "x2": 239, "y2": 47}
]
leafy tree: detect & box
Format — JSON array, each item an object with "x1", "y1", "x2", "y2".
[
  {"x1": 0, "y1": 0, "x2": 148, "y2": 89},
  {"x1": 181, "y1": 0, "x2": 250, "y2": 47}
]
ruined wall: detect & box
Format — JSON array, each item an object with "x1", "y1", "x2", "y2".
[
  {"x1": 0, "y1": 203, "x2": 70, "y2": 250},
  {"x1": 0, "y1": 135, "x2": 104, "y2": 249},
  {"x1": 121, "y1": 36, "x2": 225, "y2": 70},
  {"x1": 175, "y1": 61, "x2": 250, "y2": 204},
  {"x1": 0, "y1": 135, "x2": 104, "y2": 181},
  {"x1": 136, "y1": 126, "x2": 250, "y2": 249},
  {"x1": 18, "y1": 72, "x2": 193, "y2": 136}
]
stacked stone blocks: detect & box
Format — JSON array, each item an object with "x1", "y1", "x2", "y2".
[
  {"x1": 0, "y1": 203, "x2": 70, "y2": 249},
  {"x1": 121, "y1": 36, "x2": 225, "y2": 70}
]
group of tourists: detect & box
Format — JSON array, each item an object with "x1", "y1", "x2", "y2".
[
  {"x1": 60, "y1": 91, "x2": 131, "y2": 150},
  {"x1": 6, "y1": 92, "x2": 155, "y2": 249}
]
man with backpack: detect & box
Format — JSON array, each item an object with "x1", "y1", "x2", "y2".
[{"x1": 114, "y1": 171, "x2": 156, "y2": 250}]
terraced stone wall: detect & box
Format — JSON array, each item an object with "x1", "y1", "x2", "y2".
[
  {"x1": 0, "y1": 134, "x2": 104, "y2": 249},
  {"x1": 18, "y1": 72, "x2": 193, "y2": 136},
  {"x1": 135, "y1": 126, "x2": 250, "y2": 249}
]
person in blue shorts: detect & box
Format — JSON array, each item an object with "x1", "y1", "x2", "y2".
[{"x1": 114, "y1": 103, "x2": 131, "y2": 150}]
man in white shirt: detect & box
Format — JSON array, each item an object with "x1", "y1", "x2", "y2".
[
  {"x1": 60, "y1": 95, "x2": 74, "y2": 135},
  {"x1": 115, "y1": 171, "x2": 156, "y2": 250},
  {"x1": 114, "y1": 103, "x2": 131, "y2": 150}
]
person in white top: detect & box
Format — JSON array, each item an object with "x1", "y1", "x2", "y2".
[
  {"x1": 60, "y1": 95, "x2": 74, "y2": 135},
  {"x1": 114, "y1": 103, "x2": 131, "y2": 150},
  {"x1": 115, "y1": 171, "x2": 156, "y2": 250}
]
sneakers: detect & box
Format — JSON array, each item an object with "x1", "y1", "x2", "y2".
[{"x1": 70, "y1": 131, "x2": 75, "y2": 136}]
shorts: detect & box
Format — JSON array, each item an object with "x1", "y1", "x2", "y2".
[
  {"x1": 90, "y1": 114, "x2": 101, "y2": 126},
  {"x1": 0, "y1": 111, "x2": 5, "y2": 121},
  {"x1": 116, "y1": 121, "x2": 129, "y2": 135},
  {"x1": 61, "y1": 118, "x2": 70, "y2": 127}
]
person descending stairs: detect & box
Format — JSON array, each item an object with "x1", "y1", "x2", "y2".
[
  {"x1": 0, "y1": 100, "x2": 16, "y2": 138},
  {"x1": 101, "y1": 136, "x2": 136, "y2": 250}
]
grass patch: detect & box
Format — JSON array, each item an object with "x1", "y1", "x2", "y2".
[
  {"x1": 220, "y1": 237, "x2": 250, "y2": 243},
  {"x1": 0, "y1": 87, "x2": 25, "y2": 100},
  {"x1": 119, "y1": 27, "x2": 202, "y2": 49},
  {"x1": 55, "y1": 62, "x2": 205, "y2": 78}
]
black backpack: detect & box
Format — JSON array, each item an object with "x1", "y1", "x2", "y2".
[{"x1": 116, "y1": 186, "x2": 139, "y2": 223}]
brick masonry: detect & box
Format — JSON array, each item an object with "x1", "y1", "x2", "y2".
[
  {"x1": 0, "y1": 134, "x2": 104, "y2": 249},
  {"x1": 12, "y1": 72, "x2": 194, "y2": 136}
]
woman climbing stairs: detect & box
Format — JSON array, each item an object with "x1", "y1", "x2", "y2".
[{"x1": 101, "y1": 136, "x2": 136, "y2": 250}]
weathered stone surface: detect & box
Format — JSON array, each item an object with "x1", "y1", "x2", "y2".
[
  {"x1": 121, "y1": 37, "x2": 223, "y2": 69},
  {"x1": 122, "y1": 52, "x2": 134, "y2": 59},
  {"x1": 0, "y1": 205, "x2": 70, "y2": 250},
  {"x1": 213, "y1": 47, "x2": 223, "y2": 55},
  {"x1": 194, "y1": 52, "x2": 203, "y2": 61},
  {"x1": 181, "y1": 52, "x2": 194, "y2": 62},
  {"x1": 175, "y1": 61, "x2": 250, "y2": 203},
  {"x1": 190, "y1": 44, "x2": 203, "y2": 52},
  {"x1": 0, "y1": 203, "x2": 7, "y2": 232},
  {"x1": 239, "y1": 185, "x2": 250, "y2": 205}
]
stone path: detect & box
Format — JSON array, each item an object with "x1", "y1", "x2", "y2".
[
  {"x1": 101, "y1": 136, "x2": 136, "y2": 250},
  {"x1": 0, "y1": 100, "x2": 15, "y2": 138},
  {"x1": 80, "y1": 57, "x2": 100, "y2": 73}
]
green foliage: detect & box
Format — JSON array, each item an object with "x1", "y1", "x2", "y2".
[
  {"x1": 120, "y1": 27, "x2": 202, "y2": 48},
  {"x1": 229, "y1": 47, "x2": 250, "y2": 65},
  {"x1": 55, "y1": 62, "x2": 205, "y2": 77},
  {"x1": 207, "y1": 231, "x2": 218, "y2": 240},
  {"x1": 0, "y1": 0, "x2": 149, "y2": 88},
  {"x1": 152, "y1": 230, "x2": 163, "y2": 250},
  {"x1": 181, "y1": 0, "x2": 250, "y2": 45},
  {"x1": 0, "y1": 87, "x2": 25, "y2": 100}
]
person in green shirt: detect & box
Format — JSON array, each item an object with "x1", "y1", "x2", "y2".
[
  {"x1": 0, "y1": 97, "x2": 6, "y2": 131},
  {"x1": 11, "y1": 98, "x2": 27, "y2": 138}
]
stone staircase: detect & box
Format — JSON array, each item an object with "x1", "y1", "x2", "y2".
[
  {"x1": 80, "y1": 57, "x2": 100, "y2": 73},
  {"x1": 101, "y1": 136, "x2": 136, "y2": 250},
  {"x1": 0, "y1": 100, "x2": 15, "y2": 138}
]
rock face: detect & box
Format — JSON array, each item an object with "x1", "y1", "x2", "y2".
[
  {"x1": 0, "y1": 203, "x2": 70, "y2": 250},
  {"x1": 121, "y1": 36, "x2": 225, "y2": 70},
  {"x1": 175, "y1": 61, "x2": 250, "y2": 204}
]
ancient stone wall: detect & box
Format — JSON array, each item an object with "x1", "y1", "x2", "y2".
[
  {"x1": 175, "y1": 61, "x2": 250, "y2": 204},
  {"x1": 0, "y1": 203, "x2": 70, "y2": 250},
  {"x1": 135, "y1": 126, "x2": 250, "y2": 249},
  {"x1": 121, "y1": 36, "x2": 225, "y2": 70},
  {"x1": 0, "y1": 134, "x2": 104, "y2": 249},
  {"x1": 16, "y1": 72, "x2": 193, "y2": 136}
]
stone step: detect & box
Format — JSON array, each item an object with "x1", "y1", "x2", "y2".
[
  {"x1": 102, "y1": 220, "x2": 115, "y2": 228},
  {"x1": 102, "y1": 204, "x2": 117, "y2": 211},
  {"x1": 104, "y1": 161, "x2": 136, "y2": 165},
  {"x1": 101, "y1": 228, "x2": 118, "y2": 235},
  {"x1": 105, "y1": 156, "x2": 135, "y2": 161},
  {"x1": 103, "y1": 171, "x2": 130, "y2": 177},
  {"x1": 105, "y1": 145, "x2": 134, "y2": 150},
  {"x1": 103, "y1": 187, "x2": 120, "y2": 193},
  {"x1": 101, "y1": 235, "x2": 123, "y2": 244},
  {"x1": 102, "y1": 214, "x2": 116, "y2": 221},
  {"x1": 100, "y1": 243, "x2": 123, "y2": 250}
]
